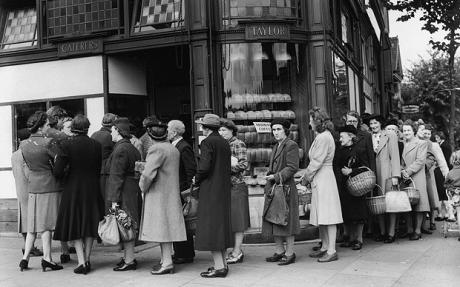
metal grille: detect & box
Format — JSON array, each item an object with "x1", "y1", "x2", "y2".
[{"x1": 1, "y1": 8, "x2": 37, "y2": 49}]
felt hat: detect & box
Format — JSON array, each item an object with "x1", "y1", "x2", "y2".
[
  {"x1": 195, "y1": 114, "x2": 221, "y2": 128},
  {"x1": 338, "y1": 124, "x2": 358, "y2": 135}
]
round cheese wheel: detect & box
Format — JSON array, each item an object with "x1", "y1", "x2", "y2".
[
  {"x1": 227, "y1": 111, "x2": 235, "y2": 119},
  {"x1": 233, "y1": 94, "x2": 243, "y2": 109},
  {"x1": 283, "y1": 94, "x2": 291, "y2": 102},
  {"x1": 262, "y1": 110, "x2": 272, "y2": 119},
  {"x1": 260, "y1": 94, "x2": 269, "y2": 103},
  {"x1": 247, "y1": 111, "x2": 257, "y2": 120}
]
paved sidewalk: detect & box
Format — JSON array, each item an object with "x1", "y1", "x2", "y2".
[{"x1": 1, "y1": 225, "x2": 459, "y2": 287}]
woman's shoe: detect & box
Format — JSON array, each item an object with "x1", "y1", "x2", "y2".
[
  {"x1": 30, "y1": 246, "x2": 43, "y2": 257},
  {"x1": 114, "y1": 261, "x2": 137, "y2": 271},
  {"x1": 226, "y1": 252, "x2": 244, "y2": 264},
  {"x1": 73, "y1": 264, "x2": 87, "y2": 275},
  {"x1": 351, "y1": 241, "x2": 363, "y2": 250},
  {"x1": 68, "y1": 247, "x2": 76, "y2": 254},
  {"x1": 429, "y1": 223, "x2": 436, "y2": 231},
  {"x1": 309, "y1": 249, "x2": 327, "y2": 258},
  {"x1": 151, "y1": 264, "x2": 174, "y2": 275},
  {"x1": 409, "y1": 233, "x2": 422, "y2": 241},
  {"x1": 41, "y1": 259, "x2": 63, "y2": 272},
  {"x1": 318, "y1": 252, "x2": 338, "y2": 263},
  {"x1": 200, "y1": 267, "x2": 228, "y2": 278},
  {"x1": 446, "y1": 217, "x2": 457, "y2": 223},
  {"x1": 85, "y1": 261, "x2": 91, "y2": 273},
  {"x1": 384, "y1": 236, "x2": 395, "y2": 244},
  {"x1": 435, "y1": 216, "x2": 447, "y2": 222},
  {"x1": 311, "y1": 242, "x2": 322, "y2": 251},
  {"x1": 278, "y1": 253, "x2": 296, "y2": 266},
  {"x1": 116, "y1": 258, "x2": 138, "y2": 268},
  {"x1": 60, "y1": 254, "x2": 70, "y2": 264},
  {"x1": 265, "y1": 252, "x2": 285, "y2": 262},
  {"x1": 19, "y1": 259, "x2": 29, "y2": 271}
]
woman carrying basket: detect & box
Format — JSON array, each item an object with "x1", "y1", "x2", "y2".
[{"x1": 333, "y1": 125, "x2": 371, "y2": 250}]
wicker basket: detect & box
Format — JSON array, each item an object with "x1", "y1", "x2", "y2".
[
  {"x1": 346, "y1": 166, "x2": 376, "y2": 197},
  {"x1": 366, "y1": 185, "x2": 386, "y2": 215},
  {"x1": 402, "y1": 178, "x2": 420, "y2": 205}
]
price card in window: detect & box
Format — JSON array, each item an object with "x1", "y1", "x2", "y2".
[
  {"x1": 253, "y1": 122, "x2": 272, "y2": 133},
  {"x1": 253, "y1": 167, "x2": 269, "y2": 177}
]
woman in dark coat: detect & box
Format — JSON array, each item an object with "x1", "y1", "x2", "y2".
[
  {"x1": 334, "y1": 125, "x2": 370, "y2": 250},
  {"x1": 53, "y1": 115, "x2": 103, "y2": 274},
  {"x1": 19, "y1": 111, "x2": 63, "y2": 272},
  {"x1": 106, "y1": 118, "x2": 142, "y2": 271},
  {"x1": 194, "y1": 114, "x2": 232, "y2": 278},
  {"x1": 263, "y1": 119, "x2": 299, "y2": 266}
]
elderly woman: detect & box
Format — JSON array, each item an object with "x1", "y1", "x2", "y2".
[
  {"x1": 368, "y1": 115, "x2": 401, "y2": 243},
  {"x1": 58, "y1": 116, "x2": 74, "y2": 137},
  {"x1": 333, "y1": 125, "x2": 370, "y2": 250},
  {"x1": 139, "y1": 119, "x2": 186, "y2": 275},
  {"x1": 53, "y1": 115, "x2": 103, "y2": 274},
  {"x1": 19, "y1": 111, "x2": 63, "y2": 272},
  {"x1": 303, "y1": 107, "x2": 342, "y2": 263},
  {"x1": 219, "y1": 119, "x2": 250, "y2": 264},
  {"x1": 262, "y1": 119, "x2": 299, "y2": 266},
  {"x1": 401, "y1": 120, "x2": 429, "y2": 240},
  {"x1": 106, "y1": 118, "x2": 142, "y2": 271}
]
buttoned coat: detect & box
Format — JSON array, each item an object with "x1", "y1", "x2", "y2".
[
  {"x1": 139, "y1": 141, "x2": 186, "y2": 242},
  {"x1": 356, "y1": 130, "x2": 376, "y2": 173},
  {"x1": 262, "y1": 138, "x2": 300, "y2": 237},
  {"x1": 401, "y1": 138, "x2": 429, "y2": 212},
  {"x1": 304, "y1": 131, "x2": 343, "y2": 226},
  {"x1": 375, "y1": 131, "x2": 401, "y2": 192}
]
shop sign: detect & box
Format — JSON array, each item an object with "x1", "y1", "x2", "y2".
[
  {"x1": 57, "y1": 39, "x2": 103, "y2": 58},
  {"x1": 245, "y1": 23, "x2": 290, "y2": 40},
  {"x1": 253, "y1": 122, "x2": 272, "y2": 133}
]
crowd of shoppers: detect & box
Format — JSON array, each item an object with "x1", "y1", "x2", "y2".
[{"x1": 11, "y1": 105, "x2": 460, "y2": 278}]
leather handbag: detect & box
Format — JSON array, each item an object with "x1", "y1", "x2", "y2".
[
  {"x1": 98, "y1": 213, "x2": 120, "y2": 245},
  {"x1": 385, "y1": 185, "x2": 412, "y2": 213},
  {"x1": 263, "y1": 175, "x2": 290, "y2": 226},
  {"x1": 181, "y1": 185, "x2": 199, "y2": 231},
  {"x1": 114, "y1": 208, "x2": 136, "y2": 242}
]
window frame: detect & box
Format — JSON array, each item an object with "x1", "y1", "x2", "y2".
[{"x1": 0, "y1": 0, "x2": 38, "y2": 51}]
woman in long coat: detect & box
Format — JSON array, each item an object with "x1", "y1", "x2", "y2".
[
  {"x1": 401, "y1": 120, "x2": 428, "y2": 240},
  {"x1": 139, "y1": 119, "x2": 186, "y2": 275},
  {"x1": 54, "y1": 115, "x2": 103, "y2": 274},
  {"x1": 19, "y1": 111, "x2": 63, "y2": 272},
  {"x1": 194, "y1": 114, "x2": 232, "y2": 278},
  {"x1": 303, "y1": 107, "x2": 343, "y2": 263},
  {"x1": 368, "y1": 115, "x2": 401, "y2": 243},
  {"x1": 262, "y1": 119, "x2": 299, "y2": 266},
  {"x1": 106, "y1": 118, "x2": 142, "y2": 271}
]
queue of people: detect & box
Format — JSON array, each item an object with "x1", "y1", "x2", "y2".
[{"x1": 11, "y1": 105, "x2": 460, "y2": 278}]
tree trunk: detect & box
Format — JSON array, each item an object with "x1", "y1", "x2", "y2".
[{"x1": 448, "y1": 32, "x2": 458, "y2": 149}]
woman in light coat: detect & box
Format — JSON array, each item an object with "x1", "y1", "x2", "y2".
[
  {"x1": 401, "y1": 120, "x2": 429, "y2": 241},
  {"x1": 368, "y1": 115, "x2": 401, "y2": 243},
  {"x1": 139, "y1": 119, "x2": 186, "y2": 275},
  {"x1": 303, "y1": 107, "x2": 343, "y2": 263}
]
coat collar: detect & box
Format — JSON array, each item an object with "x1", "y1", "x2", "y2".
[
  {"x1": 272, "y1": 138, "x2": 288, "y2": 163},
  {"x1": 403, "y1": 138, "x2": 419, "y2": 157},
  {"x1": 374, "y1": 132, "x2": 389, "y2": 155}
]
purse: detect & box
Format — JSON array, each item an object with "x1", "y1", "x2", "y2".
[
  {"x1": 263, "y1": 175, "x2": 290, "y2": 226},
  {"x1": 181, "y1": 185, "x2": 199, "y2": 231},
  {"x1": 385, "y1": 185, "x2": 412, "y2": 213},
  {"x1": 98, "y1": 213, "x2": 120, "y2": 245},
  {"x1": 114, "y1": 208, "x2": 136, "y2": 242}
]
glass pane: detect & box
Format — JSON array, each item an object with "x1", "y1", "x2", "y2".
[
  {"x1": 1, "y1": 8, "x2": 37, "y2": 49},
  {"x1": 86, "y1": 97, "x2": 105, "y2": 137},
  {"x1": 50, "y1": 99, "x2": 85, "y2": 117},
  {"x1": 332, "y1": 53, "x2": 349, "y2": 126},
  {"x1": 134, "y1": 0, "x2": 185, "y2": 32},
  {"x1": 15, "y1": 102, "x2": 47, "y2": 147}
]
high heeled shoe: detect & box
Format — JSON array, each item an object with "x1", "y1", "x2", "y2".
[
  {"x1": 41, "y1": 259, "x2": 63, "y2": 272},
  {"x1": 19, "y1": 259, "x2": 29, "y2": 271},
  {"x1": 226, "y1": 252, "x2": 244, "y2": 264},
  {"x1": 200, "y1": 267, "x2": 228, "y2": 278},
  {"x1": 116, "y1": 258, "x2": 138, "y2": 268},
  {"x1": 114, "y1": 261, "x2": 137, "y2": 271},
  {"x1": 74, "y1": 264, "x2": 87, "y2": 275},
  {"x1": 150, "y1": 264, "x2": 174, "y2": 275},
  {"x1": 265, "y1": 252, "x2": 285, "y2": 262},
  {"x1": 278, "y1": 253, "x2": 296, "y2": 266}
]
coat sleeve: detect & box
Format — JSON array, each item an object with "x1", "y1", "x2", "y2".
[
  {"x1": 139, "y1": 146, "x2": 165, "y2": 193},
  {"x1": 432, "y1": 143, "x2": 449, "y2": 177},
  {"x1": 106, "y1": 147, "x2": 128, "y2": 202},
  {"x1": 274, "y1": 142, "x2": 299, "y2": 184},
  {"x1": 195, "y1": 139, "x2": 213, "y2": 185},
  {"x1": 52, "y1": 140, "x2": 69, "y2": 179},
  {"x1": 406, "y1": 141, "x2": 428, "y2": 177},
  {"x1": 304, "y1": 134, "x2": 329, "y2": 182},
  {"x1": 231, "y1": 140, "x2": 248, "y2": 174},
  {"x1": 180, "y1": 143, "x2": 197, "y2": 191},
  {"x1": 387, "y1": 132, "x2": 401, "y2": 178},
  {"x1": 365, "y1": 133, "x2": 376, "y2": 173}
]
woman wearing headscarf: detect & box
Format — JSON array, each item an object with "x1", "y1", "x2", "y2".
[
  {"x1": 139, "y1": 119, "x2": 186, "y2": 275},
  {"x1": 19, "y1": 111, "x2": 63, "y2": 272},
  {"x1": 106, "y1": 118, "x2": 142, "y2": 271},
  {"x1": 218, "y1": 119, "x2": 250, "y2": 264},
  {"x1": 53, "y1": 115, "x2": 103, "y2": 274}
]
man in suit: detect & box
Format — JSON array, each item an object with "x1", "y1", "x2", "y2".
[{"x1": 167, "y1": 120, "x2": 197, "y2": 264}]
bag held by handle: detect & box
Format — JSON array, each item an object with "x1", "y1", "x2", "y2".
[
  {"x1": 263, "y1": 174, "x2": 290, "y2": 226},
  {"x1": 98, "y1": 213, "x2": 120, "y2": 245},
  {"x1": 385, "y1": 184, "x2": 412, "y2": 213}
]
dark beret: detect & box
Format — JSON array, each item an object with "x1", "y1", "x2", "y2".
[{"x1": 338, "y1": 124, "x2": 357, "y2": 135}]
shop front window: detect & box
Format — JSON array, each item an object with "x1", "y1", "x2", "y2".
[
  {"x1": 332, "y1": 53, "x2": 349, "y2": 126},
  {"x1": 133, "y1": 0, "x2": 185, "y2": 32},
  {"x1": 221, "y1": 0, "x2": 301, "y2": 27},
  {"x1": 0, "y1": 5, "x2": 37, "y2": 50}
]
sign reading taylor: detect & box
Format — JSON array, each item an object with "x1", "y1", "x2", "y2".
[
  {"x1": 245, "y1": 23, "x2": 290, "y2": 40},
  {"x1": 58, "y1": 39, "x2": 103, "y2": 57}
]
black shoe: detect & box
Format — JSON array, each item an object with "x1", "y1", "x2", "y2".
[
  {"x1": 278, "y1": 253, "x2": 296, "y2": 266},
  {"x1": 114, "y1": 261, "x2": 137, "y2": 271},
  {"x1": 151, "y1": 264, "x2": 175, "y2": 275},
  {"x1": 30, "y1": 246, "x2": 43, "y2": 257},
  {"x1": 68, "y1": 247, "x2": 76, "y2": 254},
  {"x1": 265, "y1": 252, "x2": 285, "y2": 262},
  {"x1": 429, "y1": 223, "x2": 437, "y2": 231},
  {"x1": 41, "y1": 259, "x2": 63, "y2": 272},
  {"x1": 19, "y1": 259, "x2": 29, "y2": 271},
  {"x1": 351, "y1": 241, "x2": 363, "y2": 250},
  {"x1": 85, "y1": 261, "x2": 91, "y2": 273},
  {"x1": 309, "y1": 249, "x2": 327, "y2": 258},
  {"x1": 200, "y1": 267, "x2": 228, "y2": 278},
  {"x1": 446, "y1": 218, "x2": 457, "y2": 222},
  {"x1": 116, "y1": 258, "x2": 138, "y2": 267},
  {"x1": 384, "y1": 236, "x2": 395, "y2": 244},
  {"x1": 74, "y1": 264, "x2": 87, "y2": 275},
  {"x1": 435, "y1": 216, "x2": 447, "y2": 222},
  {"x1": 374, "y1": 234, "x2": 386, "y2": 242},
  {"x1": 339, "y1": 241, "x2": 353, "y2": 248},
  {"x1": 60, "y1": 254, "x2": 70, "y2": 264},
  {"x1": 421, "y1": 228, "x2": 432, "y2": 235},
  {"x1": 173, "y1": 257, "x2": 194, "y2": 264},
  {"x1": 409, "y1": 233, "x2": 422, "y2": 241},
  {"x1": 312, "y1": 243, "x2": 322, "y2": 251}
]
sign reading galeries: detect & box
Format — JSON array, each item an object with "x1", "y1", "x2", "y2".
[
  {"x1": 57, "y1": 39, "x2": 103, "y2": 58},
  {"x1": 245, "y1": 23, "x2": 290, "y2": 40}
]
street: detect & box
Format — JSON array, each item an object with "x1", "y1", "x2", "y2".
[{"x1": 1, "y1": 223, "x2": 459, "y2": 287}]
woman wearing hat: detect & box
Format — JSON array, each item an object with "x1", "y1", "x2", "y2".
[
  {"x1": 368, "y1": 115, "x2": 401, "y2": 243},
  {"x1": 263, "y1": 119, "x2": 300, "y2": 266},
  {"x1": 19, "y1": 111, "x2": 63, "y2": 272},
  {"x1": 139, "y1": 119, "x2": 186, "y2": 275},
  {"x1": 53, "y1": 114, "x2": 103, "y2": 274},
  {"x1": 105, "y1": 118, "x2": 142, "y2": 271},
  {"x1": 334, "y1": 125, "x2": 374, "y2": 250},
  {"x1": 218, "y1": 119, "x2": 249, "y2": 264}
]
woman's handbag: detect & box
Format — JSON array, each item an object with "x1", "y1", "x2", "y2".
[
  {"x1": 98, "y1": 213, "x2": 120, "y2": 245},
  {"x1": 401, "y1": 177, "x2": 420, "y2": 206},
  {"x1": 385, "y1": 184, "x2": 412, "y2": 213},
  {"x1": 114, "y1": 208, "x2": 136, "y2": 242},
  {"x1": 181, "y1": 185, "x2": 199, "y2": 231},
  {"x1": 263, "y1": 175, "x2": 290, "y2": 226},
  {"x1": 346, "y1": 166, "x2": 376, "y2": 197}
]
